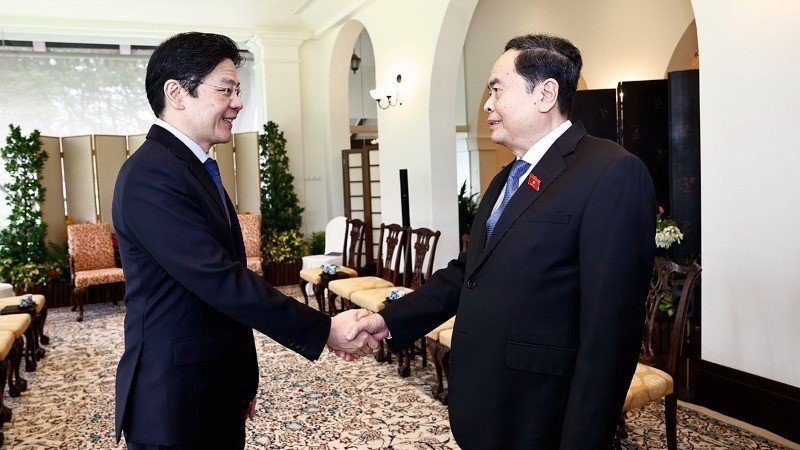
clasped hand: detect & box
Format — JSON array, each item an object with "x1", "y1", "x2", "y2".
[{"x1": 326, "y1": 309, "x2": 389, "y2": 361}]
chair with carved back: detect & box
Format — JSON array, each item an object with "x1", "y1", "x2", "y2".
[
  {"x1": 348, "y1": 226, "x2": 441, "y2": 376},
  {"x1": 298, "y1": 218, "x2": 366, "y2": 313},
  {"x1": 327, "y1": 223, "x2": 406, "y2": 316},
  {"x1": 237, "y1": 213, "x2": 264, "y2": 277},
  {"x1": 67, "y1": 223, "x2": 125, "y2": 322},
  {"x1": 616, "y1": 256, "x2": 702, "y2": 450}
]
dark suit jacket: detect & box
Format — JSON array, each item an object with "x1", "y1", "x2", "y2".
[
  {"x1": 112, "y1": 125, "x2": 331, "y2": 446},
  {"x1": 380, "y1": 122, "x2": 655, "y2": 449}
]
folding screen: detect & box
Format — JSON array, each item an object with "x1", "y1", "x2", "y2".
[
  {"x1": 39, "y1": 136, "x2": 66, "y2": 244},
  {"x1": 233, "y1": 132, "x2": 261, "y2": 214},
  {"x1": 127, "y1": 134, "x2": 146, "y2": 156},
  {"x1": 94, "y1": 135, "x2": 128, "y2": 229},
  {"x1": 61, "y1": 135, "x2": 96, "y2": 224},
  {"x1": 571, "y1": 89, "x2": 618, "y2": 142},
  {"x1": 212, "y1": 141, "x2": 236, "y2": 205}
]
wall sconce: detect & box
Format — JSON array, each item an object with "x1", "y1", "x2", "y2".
[
  {"x1": 370, "y1": 74, "x2": 402, "y2": 109},
  {"x1": 350, "y1": 53, "x2": 361, "y2": 74}
]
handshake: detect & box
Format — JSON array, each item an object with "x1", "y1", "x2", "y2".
[{"x1": 325, "y1": 309, "x2": 390, "y2": 361}]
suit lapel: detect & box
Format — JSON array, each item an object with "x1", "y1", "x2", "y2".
[
  {"x1": 147, "y1": 126, "x2": 231, "y2": 227},
  {"x1": 469, "y1": 122, "x2": 588, "y2": 276}
]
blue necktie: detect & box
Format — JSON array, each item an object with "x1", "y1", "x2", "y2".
[
  {"x1": 203, "y1": 158, "x2": 231, "y2": 226},
  {"x1": 485, "y1": 159, "x2": 531, "y2": 243}
]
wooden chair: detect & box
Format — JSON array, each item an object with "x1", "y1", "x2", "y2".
[
  {"x1": 327, "y1": 223, "x2": 406, "y2": 316},
  {"x1": 237, "y1": 213, "x2": 264, "y2": 276},
  {"x1": 617, "y1": 256, "x2": 702, "y2": 450},
  {"x1": 0, "y1": 314, "x2": 31, "y2": 398},
  {"x1": 349, "y1": 226, "x2": 441, "y2": 376},
  {"x1": 0, "y1": 330, "x2": 14, "y2": 445},
  {"x1": 67, "y1": 223, "x2": 125, "y2": 321},
  {"x1": 298, "y1": 218, "x2": 366, "y2": 313},
  {"x1": 426, "y1": 316, "x2": 455, "y2": 402}
]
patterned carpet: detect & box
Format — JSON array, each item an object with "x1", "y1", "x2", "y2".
[{"x1": 1, "y1": 286, "x2": 793, "y2": 449}]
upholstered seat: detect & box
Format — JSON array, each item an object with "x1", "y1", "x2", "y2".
[
  {"x1": 67, "y1": 223, "x2": 125, "y2": 321},
  {"x1": 328, "y1": 276, "x2": 395, "y2": 300},
  {"x1": 350, "y1": 286, "x2": 413, "y2": 312},
  {"x1": 0, "y1": 295, "x2": 48, "y2": 370},
  {"x1": 623, "y1": 363, "x2": 673, "y2": 411},
  {"x1": 298, "y1": 266, "x2": 358, "y2": 286},
  {"x1": 237, "y1": 214, "x2": 263, "y2": 276}
]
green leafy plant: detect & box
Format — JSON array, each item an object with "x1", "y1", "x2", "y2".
[
  {"x1": 655, "y1": 207, "x2": 683, "y2": 249},
  {"x1": 258, "y1": 121, "x2": 306, "y2": 264},
  {"x1": 263, "y1": 230, "x2": 309, "y2": 264},
  {"x1": 309, "y1": 231, "x2": 326, "y2": 255},
  {"x1": 0, "y1": 125, "x2": 51, "y2": 290},
  {"x1": 458, "y1": 180, "x2": 479, "y2": 236}
]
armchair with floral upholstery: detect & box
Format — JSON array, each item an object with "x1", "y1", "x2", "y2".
[
  {"x1": 66, "y1": 223, "x2": 125, "y2": 322},
  {"x1": 237, "y1": 213, "x2": 264, "y2": 276}
]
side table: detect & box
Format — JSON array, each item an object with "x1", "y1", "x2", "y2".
[{"x1": 318, "y1": 271, "x2": 350, "y2": 316}]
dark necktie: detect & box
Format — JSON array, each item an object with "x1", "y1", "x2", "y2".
[
  {"x1": 203, "y1": 158, "x2": 231, "y2": 226},
  {"x1": 485, "y1": 159, "x2": 531, "y2": 243}
]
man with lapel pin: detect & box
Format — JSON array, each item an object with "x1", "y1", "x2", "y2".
[
  {"x1": 112, "y1": 32, "x2": 383, "y2": 450},
  {"x1": 348, "y1": 33, "x2": 656, "y2": 449}
]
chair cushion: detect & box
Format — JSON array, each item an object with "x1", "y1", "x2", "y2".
[
  {"x1": 246, "y1": 257, "x2": 263, "y2": 276},
  {"x1": 350, "y1": 287, "x2": 413, "y2": 312},
  {"x1": 438, "y1": 328, "x2": 453, "y2": 348},
  {"x1": 67, "y1": 223, "x2": 117, "y2": 271},
  {"x1": 622, "y1": 363, "x2": 674, "y2": 412},
  {"x1": 426, "y1": 316, "x2": 456, "y2": 340},
  {"x1": 237, "y1": 214, "x2": 262, "y2": 258},
  {"x1": 74, "y1": 268, "x2": 125, "y2": 290},
  {"x1": 0, "y1": 330, "x2": 15, "y2": 360},
  {"x1": 328, "y1": 277, "x2": 394, "y2": 299},
  {"x1": 299, "y1": 267, "x2": 357, "y2": 285},
  {"x1": 0, "y1": 313, "x2": 32, "y2": 338},
  {"x1": 0, "y1": 294, "x2": 46, "y2": 313}
]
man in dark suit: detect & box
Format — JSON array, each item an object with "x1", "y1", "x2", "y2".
[
  {"x1": 348, "y1": 34, "x2": 656, "y2": 449},
  {"x1": 113, "y1": 32, "x2": 383, "y2": 450}
]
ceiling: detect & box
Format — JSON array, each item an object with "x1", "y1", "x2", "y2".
[{"x1": 0, "y1": 0, "x2": 371, "y2": 41}]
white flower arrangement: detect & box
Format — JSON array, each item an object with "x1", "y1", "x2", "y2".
[{"x1": 655, "y1": 209, "x2": 684, "y2": 249}]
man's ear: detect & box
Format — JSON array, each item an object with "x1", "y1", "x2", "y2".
[
  {"x1": 537, "y1": 78, "x2": 559, "y2": 114},
  {"x1": 164, "y1": 80, "x2": 185, "y2": 111}
]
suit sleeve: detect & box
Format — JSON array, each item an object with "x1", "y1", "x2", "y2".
[
  {"x1": 559, "y1": 154, "x2": 656, "y2": 448},
  {"x1": 379, "y1": 251, "x2": 466, "y2": 350},
  {"x1": 119, "y1": 157, "x2": 330, "y2": 360}
]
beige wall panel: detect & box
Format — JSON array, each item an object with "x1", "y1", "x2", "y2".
[
  {"x1": 212, "y1": 141, "x2": 236, "y2": 205},
  {"x1": 61, "y1": 135, "x2": 96, "y2": 223},
  {"x1": 94, "y1": 135, "x2": 128, "y2": 229},
  {"x1": 39, "y1": 136, "x2": 66, "y2": 245},
  {"x1": 127, "y1": 134, "x2": 147, "y2": 156},
  {"x1": 233, "y1": 132, "x2": 261, "y2": 214}
]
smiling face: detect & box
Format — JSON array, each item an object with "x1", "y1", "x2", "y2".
[
  {"x1": 483, "y1": 49, "x2": 546, "y2": 157},
  {"x1": 181, "y1": 59, "x2": 243, "y2": 152}
]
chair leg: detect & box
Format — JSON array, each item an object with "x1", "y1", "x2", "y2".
[
  {"x1": 398, "y1": 348, "x2": 412, "y2": 377},
  {"x1": 299, "y1": 280, "x2": 309, "y2": 306},
  {"x1": 419, "y1": 337, "x2": 427, "y2": 368},
  {"x1": 0, "y1": 359, "x2": 10, "y2": 423},
  {"x1": 23, "y1": 325, "x2": 37, "y2": 372},
  {"x1": 327, "y1": 291, "x2": 340, "y2": 316},
  {"x1": 436, "y1": 344, "x2": 450, "y2": 405},
  {"x1": 38, "y1": 305, "x2": 50, "y2": 346},
  {"x1": 76, "y1": 289, "x2": 86, "y2": 322},
  {"x1": 428, "y1": 339, "x2": 444, "y2": 400},
  {"x1": 312, "y1": 283, "x2": 327, "y2": 314},
  {"x1": 7, "y1": 338, "x2": 27, "y2": 397},
  {"x1": 374, "y1": 339, "x2": 388, "y2": 363},
  {"x1": 665, "y1": 394, "x2": 678, "y2": 450}
]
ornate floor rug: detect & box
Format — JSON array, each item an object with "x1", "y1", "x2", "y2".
[{"x1": 1, "y1": 286, "x2": 793, "y2": 449}]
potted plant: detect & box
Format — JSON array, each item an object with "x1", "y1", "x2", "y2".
[
  {"x1": 0, "y1": 125, "x2": 51, "y2": 294},
  {"x1": 457, "y1": 180, "x2": 479, "y2": 251},
  {"x1": 258, "y1": 121, "x2": 306, "y2": 286}
]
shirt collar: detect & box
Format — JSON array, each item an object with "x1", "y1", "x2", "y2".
[
  {"x1": 154, "y1": 118, "x2": 209, "y2": 163},
  {"x1": 519, "y1": 119, "x2": 572, "y2": 167}
]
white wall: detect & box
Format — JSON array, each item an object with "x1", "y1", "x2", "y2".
[{"x1": 693, "y1": 0, "x2": 800, "y2": 387}]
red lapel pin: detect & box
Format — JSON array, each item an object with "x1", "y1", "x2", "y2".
[{"x1": 528, "y1": 173, "x2": 541, "y2": 191}]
